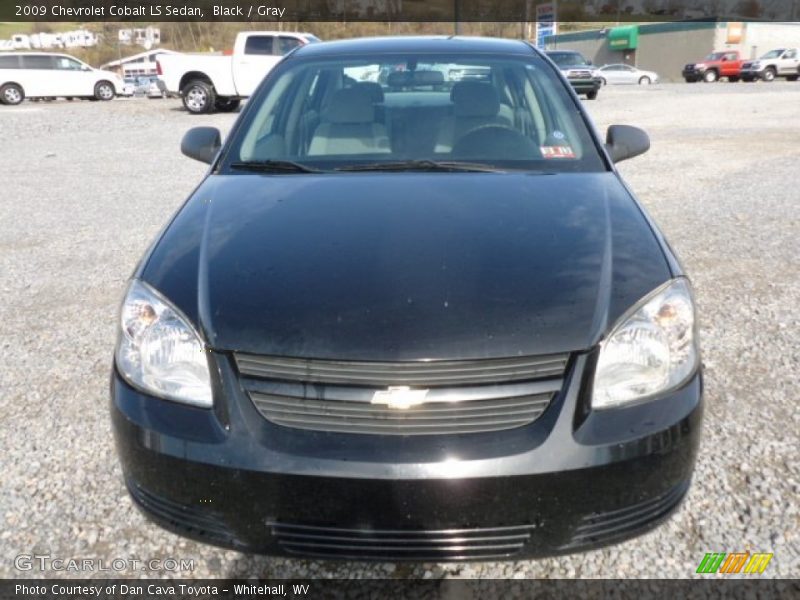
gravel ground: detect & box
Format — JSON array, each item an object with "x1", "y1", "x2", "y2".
[{"x1": 0, "y1": 82, "x2": 798, "y2": 579}]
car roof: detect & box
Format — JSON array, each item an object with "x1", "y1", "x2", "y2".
[
  {"x1": 4, "y1": 51, "x2": 74, "y2": 58},
  {"x1": 292, "y1": 36, "x2": 536, "y2": 58}
]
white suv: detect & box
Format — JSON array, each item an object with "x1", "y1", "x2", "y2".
[
  {"x1": 741, "y1": 48, "x2": 800, "y2": 82},
  {"x1": 0, "y1": 52, "x2": 123, "y2": 105}
]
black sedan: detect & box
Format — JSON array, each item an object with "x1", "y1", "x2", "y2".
[{"x1": 111, "y1": 36, "x2": 702, "y2": 561}]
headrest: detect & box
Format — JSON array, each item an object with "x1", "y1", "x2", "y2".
[
  {"x1": 326, "y1": 87, "x2": 375, "y2": 124},
  {"x1": 356, "y1": 81, "x2": 384, "y2": 103},
  {"x1": 451, "y1": 81, "x2": 500, "y2": 118}
]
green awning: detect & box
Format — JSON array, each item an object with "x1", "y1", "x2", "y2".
[{"x1": 608, "y1": 26, "x2": 639, "y2": 50}]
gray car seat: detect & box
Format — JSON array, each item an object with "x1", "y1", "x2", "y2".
[
  {"x1": 435, "y1": 81, "x2": 513, "y2": 153},
  {"x1": 308, "y1": 87, "x2": 391, "y2": 156}
]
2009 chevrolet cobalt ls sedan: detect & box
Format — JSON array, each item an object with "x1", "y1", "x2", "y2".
[{"x1": 111, "y1": 36, "x2": 702, "y2": 561}]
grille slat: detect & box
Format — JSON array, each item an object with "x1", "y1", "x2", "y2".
[
  {"x1": 128, "y1": 482, "x2": 235, "y2": 544},
  {"x1": 270, "y1": 522, "x2": 535, "y2": 560},
  {"x1": 253, "y1": 394, "x2": 550, "y2": 415},
  {"x1": 235, "y1": 353, "x2": 569, "y2": 386},
  {"x1": 562, "y1": 481, "x2": 690, "y2": 549},
  {"x1": 276, "y1": 532, "x2": 532, "y2": 544},
  {"x1": 236, "y1": 352, "x2": 567, "y2": 435},
  {"x1": 252, "y1": 391, "x2": 553, "y2": 435}
]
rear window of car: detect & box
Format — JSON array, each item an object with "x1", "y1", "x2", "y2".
[
  {"x1": 21, "y1": 55, "x2": 55, "y2": 69},
  {"x1": 0, "y1": 55, "x2": 21, "y2": 69},
  {"x1": 245, "y1": 36, "x2": 276, "y2": 56},
  {"x1": 223, "y1": 52, "x2": 606, "y2": 174}
]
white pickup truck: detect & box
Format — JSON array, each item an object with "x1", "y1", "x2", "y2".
[{"x1": 157, "y1": 31, "x2": 320, "y2": 114}]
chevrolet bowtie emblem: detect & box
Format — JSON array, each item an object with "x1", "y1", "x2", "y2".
[{"x1": 371, "y1": 386, "x2": 429, "y2": 410}]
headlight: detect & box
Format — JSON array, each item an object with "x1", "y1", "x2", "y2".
[
  {"x1": 751, "y1": 61, "x2": 761, "y2": 68},
  {"x1": 695, "y1": 63, "x2": 707, "y2": 70},
  {"x1": 592, "y1": 278, "x2": 698, "y2": 409},
  {"x1": 115, "y1": 280, "x2": 212, "y2": 407}
]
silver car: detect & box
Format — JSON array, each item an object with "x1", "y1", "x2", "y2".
[{"x1": 598, "y1": 64, "x2": 659, "y2": 85}]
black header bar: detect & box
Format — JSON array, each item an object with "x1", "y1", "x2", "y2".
[{"x1": 3, "y1": 0, "x2": 800, "y2": 22}]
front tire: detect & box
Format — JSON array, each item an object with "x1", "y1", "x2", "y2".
[
  {"x1": 728, "y1": 76, "x2": 739, "y2": 83},
  {"x1": 94, "y1": 81, "x2": 116, "y2": 101},
  {"x1": 639, "y1": 76, "x2": 651, "y2": 85},
  {"x1": 761, "y1": 68, "x2": 776, "y2": 82},
  {"x1": 599, "y1": 77, "x2": 607, "y2": 86},
  {"x1": 585, "y1": 90, "x2": 598, "y2": 100},
  {"x1": 1, "y1": 83, "x2": 25, "y2": 105},
  {"x1": 703, "y1": 70, "x2": 718, "y2": 83},
  {"x1": 182, "y1": 80, "x2": 216, "y2": 114},
  {"x1": 214, "y1": 98, "x2": 241, "y2": 112}
]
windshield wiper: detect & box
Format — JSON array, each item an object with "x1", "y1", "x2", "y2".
[
  {"x1": 229, "y1": 160, "x2": 324, "y2": 173},
  {"x1": 335, "y1": 160, "x2": 504, "y2": 173}
]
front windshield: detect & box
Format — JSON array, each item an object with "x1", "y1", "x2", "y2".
[
  {"x1": 223, "y1": 52, "x2": 605, "y2": 173},
  {"x1": 705, "y1": 52, "x2": 725, "y2": 60},
  {"x1": 547, "y1": 52, "x2": 587, "y2": 67},
  {"x1": 760, "y1": 49, "x2": 783, "y2": 58}
]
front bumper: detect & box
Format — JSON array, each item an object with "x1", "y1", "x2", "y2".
[
  {"x1": 567, "y1": 78, "x2": 601, "y2": 94},
  {"x1": 682, "y1": 67, "x2": 704, "y2": 81},
  {"x1": 740, "y1": 69, "x2": 763, "y2": 80},
  {"x1": 111, "y1": 352, "x2": 703, "y2": 561}
]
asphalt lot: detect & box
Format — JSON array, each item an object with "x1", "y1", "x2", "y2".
[{"x1": 0, "y1": 82, "x2": 798, "y2": 579}]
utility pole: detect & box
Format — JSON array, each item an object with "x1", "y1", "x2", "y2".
[{"x1": 454, "y1": 0, "x2": 462, "y2": 35}]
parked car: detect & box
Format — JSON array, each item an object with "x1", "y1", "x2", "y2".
[
  {"x1": 121, "y1": 78, "x2": 136, "y2": 97},
  {"x1": 545, "y1": 50, "x2": 601, "y2": 99},
  {"x1": 0, "y1": 52, "x2": 122, "y2": 105},
  {"x1": 741, "y1": 48, "x2": 800, "y2": 82},
  {"x1": 597, "y1": 63, "x2": 659, "y2": 85},
  {"x1": 156, "y1": 31, "x2": 320, "y2": 114},
  {"x1": 682, "y1": 51, "x2": 743, "y2": 83},
  {"x1": 133, "y1": 76, "x2": 166, "y2": 99},
  {"x1": 112, "y1": 36, "x2": 702, "y2": 561},
  {"x1": 147, "y1": 80, "x2": 165, "y2": 99}
]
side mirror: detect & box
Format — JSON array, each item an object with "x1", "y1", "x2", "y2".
[
  {"x1": 605, "y1": 125, "x2": 650, "y2": 163},
  {"x1": 181, "y1": 127, "x2": 221, "y2": 164}
]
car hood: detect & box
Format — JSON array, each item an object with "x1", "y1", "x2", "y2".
[{"x1": 141, "y1": 172, "x2": 671, "y2": 361}]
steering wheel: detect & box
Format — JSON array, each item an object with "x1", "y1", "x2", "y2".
[{"x1": 452, "y1": 125, "x2": 540, "y2": 160}]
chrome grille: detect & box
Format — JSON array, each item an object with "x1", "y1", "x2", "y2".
[
  {"x1": 235, "y1": 353, "x2": 568, "y2": 386},
  {"x1": 269, "y1": 521, "x2": 535, "y2": 560},
  {"x1": 235, "y1": 353, "x2": 568, "y2": 436}
]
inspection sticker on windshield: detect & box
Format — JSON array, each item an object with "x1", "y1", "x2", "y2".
[{"x1": 541, "y1": 146, "x2": 576, "y2": 159}]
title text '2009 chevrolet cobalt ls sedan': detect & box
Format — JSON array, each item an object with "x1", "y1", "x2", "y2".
[{"x1": 111, "y1": 37, "x2": 702, "y2": 561}]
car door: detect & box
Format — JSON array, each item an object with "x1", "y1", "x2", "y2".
[
  {"x1": 779, "y1": 49, "x2": 798, "y2": 75},
  {"x1": 19, "y1": 54, "x2": 57, "y2": 96},
  {"x1": 722, "y1": 53, "x2": 739, "y2": 77},
  {"x1": 619, "y1": 65, "x2": 639, "y2": 84},
  {"x1": 610, "y1": 65, "x2": 630, "y2": 84},
  {"x1": 600, "y1": 65, "x2": 618, "y2": 84},
  {"x1": 52, "y1": 56, "x2": 94, "y2": 96},
  {"x1": 232, "y1": 34, "x2": 279, "y2": 97}
]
